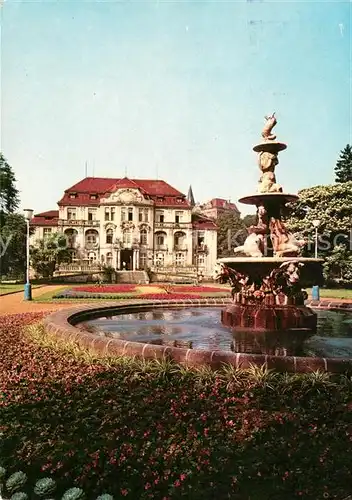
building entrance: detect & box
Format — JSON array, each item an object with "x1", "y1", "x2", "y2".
[{"x1": 120, "y1": 249, "x2": 133, "y2": 270}]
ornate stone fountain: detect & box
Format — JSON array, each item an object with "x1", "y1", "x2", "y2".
[{"x1": 215, "y1": 113, "x2": 323, "y2": 333}]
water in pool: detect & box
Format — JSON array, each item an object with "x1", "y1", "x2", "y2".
[{"x1": 84, "y1": 307, "x2": 352, "y2": 358}]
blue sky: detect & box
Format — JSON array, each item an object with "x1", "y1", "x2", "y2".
[{"x1": 2, "y1": 0, "x2": 350, "y2": 215}]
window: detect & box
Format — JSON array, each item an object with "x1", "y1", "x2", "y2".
[
  {"x1": 128, "y1": 207, "x2": 133, "y2": 221},
  {"x1": 88, "y1": 209, "x2": 96, "y2": 221},
  {"x1": 175, "y1": 252, "x2": 185, "y2": 267},
  {"x1": 197, "y1": 231, "x2": 205, "y2": 248},
  {"x1": 106, "y1": 229, "x2": 113, "y2": 244},
  {"x1": 105, "y1": 209, "x2": 110, "y2": 221},
  {"x1": 140, "y1": 229, "x2": 147, "y2": 246},
  {"x1": 174, "y1": 231, "x2": 185, "y2": 248},
  {"x1": 155, "y1": 253, "x2": 165, "y2": 267},
  {"x1": 156, "y1": 210, "x2": 164, "y2": 223},
  {"x1": 121, "y1": 208, "x2": 126, "y2": 221},
  {"x1": 110, "y1": 207, "x2": 115, "y2": 221},
  {"x1": 156, "y1": 234, "x2": 164, "y2": 246},
  {"x1": 139, "y1": 208, "x2": 148, "y2": 222},
  {"x1": 123, "y1": 230, "x2": 132, "y2": 246},
  {"x1": 43, "y1": 228, "x2": 52, "y2": 239},
  {"x1": 69, "y1": 193, "x2": 77, "y2": 199},
  {"x1": 86, "y1": 230, "x2": 98, "y2": 244},
  {"x1": 88, "y1": 252, "x2": 96, "y2": 262},
  {"x1": 67, "y1": 208, "x2": 76, "y2": 220},
  {"x1": 106, "y1": 252, "x2": 113, "y2": 266},
  {"x1": 90, "y1": 194, "x2": 97, "y2": 200},
  {"x1": 175, "y1": 211, "x2": 183, "y2": 223},
  {"x1": 198, "y1": 254, "x2": 205, "y2": 266},
  {"x1": 139, "y1": 253, "x2": 147, "y2": 269}
]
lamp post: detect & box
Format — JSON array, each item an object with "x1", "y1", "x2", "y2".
[
  {"x1": 23, "y1": 209, "x2": 34, "y2": 301},
  {"x1": 312, "y1": 219, "x2": 321, "y2": 301},
  {"x1": 312, "y1": 219, "x2": 320, "y2": 259}
]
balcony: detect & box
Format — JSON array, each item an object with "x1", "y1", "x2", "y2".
[
  {"x1": 155, "y1": 245, "x2": 168, "y2": 251},
  {"x1": 195, "y1": 244, "x2": 208, "y2": 253},
  {"x1": 173, "y1": 245, "x2": 188, "y2": 252},
  {"x1": 59, "y1": 219, "x2": 100, "y2": 227},
  {"x1": 154, "y1": 222, "x2": 190, "y2": 229}
]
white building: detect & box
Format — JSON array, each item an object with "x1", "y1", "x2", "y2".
[{"x1": 30, "y1": 177, "x2": 217, "y2": 277}]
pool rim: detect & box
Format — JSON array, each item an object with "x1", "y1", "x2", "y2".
[{"x1": 43, "y1": 298, "x2": 352, "y2": 374}]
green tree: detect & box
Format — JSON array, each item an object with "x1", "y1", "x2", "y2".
[
  {"x1": 30, "y1": 233, "x2": 70, "y2": 278},
  {"x1": 335, "y1": 144, "x2": 352, "y2": 183},
  {"x1": 0, "y1": 214, "x2": 27, "y2": 279},
  {"x1": 0, "y1": 153, "x2": 19, "y2": 216},
  {"x1": 286, "y1": 182, "x2": 352, "y2": 286},
  {"x1": 217, "y1": 211, "x2": 247, "y2": 257}
]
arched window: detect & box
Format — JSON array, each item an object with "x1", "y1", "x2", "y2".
[
  {"x1": 174, "y1": 231, "x2": 186, "y2": 250},
  {"x1": 85, "y1": 230, "x2": 99, "y2": 246},
  {"x1": 106, "y1": 228, "x2": 113, "y2": 244},
  {"x1": 140, "y1": 229, "x2": 147, "y2": 246}
]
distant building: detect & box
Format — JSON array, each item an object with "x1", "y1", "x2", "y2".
[
  {"x1": 199, "y1": 198, "x2": 240, "y2": 220},
  {"x1": 30, "y1": 177, "x2": 217, "y2": 277}
]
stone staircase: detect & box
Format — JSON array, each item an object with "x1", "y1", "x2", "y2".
[{"x1": 115, "y1": 271, "x2": 149, "y2": 284}]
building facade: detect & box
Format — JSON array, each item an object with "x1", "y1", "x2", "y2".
[
  {"x1": 30, "y1": 177, "x2": 217, "y2": 277},
  {"x1": 199, "y1": 198, "x2": 240, "y2": 220}
]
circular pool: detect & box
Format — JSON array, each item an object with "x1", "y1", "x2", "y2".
[
  {"x1": 83, "y1": 306, "x2": 352, "y2": 358},
  {"x1": 43, "y1": 299, "x2": 352, "y2": 373}
]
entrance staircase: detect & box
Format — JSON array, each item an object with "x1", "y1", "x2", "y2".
[{"x1": 115, "y1": 271, "x2": 149, "y2": 284}]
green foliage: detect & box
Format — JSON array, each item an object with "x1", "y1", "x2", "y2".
[
  {"x1": 217, "y1": 211, "x2": 247, "y2": 257},
  {"x1": 34, "y1": 477, "x2": 57, "y2": 497},
  {"x1": 323, "y1": 244, "x2": 352, "y2": 287},
  {"x1": 5, "y1": 472, "x2": 27, "y2": 494},
  {"x1": 30, "y1": 234, "x2": 71, "y2": 278},
  {"x1": 0, "y1": 466, "x2": 6, "y2": 480},
  {"x1": 0, "y1": 153, "x2": 19, "y2": 215},
  {"x1": 0, "y1": 213, "x2": 27, "y2": 279},
  {"x1": 61, "y1": 488, "x2": 85, "y2": 500},
  {"x1": 335, "y1": 144, "x2": 352, "y2": 183},
  {"x1": 10, "y1": 493, "x2": 28, "y2": 500},
  {"x1": 101, "y1": 266, "x2": 115, "y2": 283},
  {"x1": 95, "y1": 495, "x2": 114, "y2": 500},
  {"x1": 242, "y1": 213, "x2": 256, "y2": 228}
]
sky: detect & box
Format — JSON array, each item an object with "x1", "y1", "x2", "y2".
[{"x1": 1, "y1": 0, "x2": 351, "y2": 215}]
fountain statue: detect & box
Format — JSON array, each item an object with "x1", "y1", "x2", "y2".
[{"x1": 214, "y1": 114, "x2": 324, "y2": 332}]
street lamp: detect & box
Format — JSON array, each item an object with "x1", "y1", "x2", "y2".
[
  {"x1": 312, "y1": 219, "x2": 321, "y2": 259},
  {"x1": 312, "y1": 219, "x2": 321, "y2": 301},
  {"x1": 23, "y1": 209, "x2": 34, "y2": 301}
]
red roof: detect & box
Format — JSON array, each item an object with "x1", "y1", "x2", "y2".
[
  {"x1": 209, "y1": 198, "x2": 239, "y2": 211},
  {"x1": 192, "y1": 214, "x2": 217, "y2": 231},
  {"x1": 31, "y1": 210, "x2": 59, "y2": 227},
  {"x1": 59, "y1": 177, "x2": 188, "y2": 207}
]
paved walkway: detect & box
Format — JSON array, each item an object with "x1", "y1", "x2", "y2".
[{"x1": 0, "y1": 286, "x2": 72, "y2": 316}]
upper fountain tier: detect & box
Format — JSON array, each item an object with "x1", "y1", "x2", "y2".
[{"x1": 239, "y1": 112, "x2": 297, "y2": 207}]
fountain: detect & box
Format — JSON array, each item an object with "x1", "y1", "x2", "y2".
[{"x1": 215, "y1": 113, "x2": 324, "y2": 333}]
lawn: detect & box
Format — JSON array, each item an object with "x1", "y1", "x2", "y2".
[
  {"x1": 0, "y1": 312, "x2": 352, "y2": 499},
  {"x1": 0, "y1": 284, "x2": 40, "y2": 296},
  {"x1": 317, "y1": 288, "x2": 352, "y2": 300}
]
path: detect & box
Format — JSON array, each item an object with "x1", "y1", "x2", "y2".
[{"x1": 0, "y1": 286, "x2": 72, "y2": 316}]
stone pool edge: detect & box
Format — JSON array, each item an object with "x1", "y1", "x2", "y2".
[{"x1": 43, "y1": 298, "x2": 352, "y2": 374}]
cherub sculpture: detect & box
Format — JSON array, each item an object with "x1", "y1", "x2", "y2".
[
  {"x1": 262, "y1": 112, "x2": 277, "y2": 141},
  {"x1": 257, "y1": 172, "x2": 283, "y2": 193}
]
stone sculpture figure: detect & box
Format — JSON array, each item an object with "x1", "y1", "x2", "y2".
[
  {"x1": 258, "y1": 151, "x2": 279, "y2": 173},
  {"x1": 233, "y1": 232, "x2": 264, "y2": 257},
  {"x1": 257, "y1": 172, "x2": 283, "y2": 193},
  {"x1": 262, "y1": 112, "x2": 277, "y2": 141},
  {"x1": 269, "y1": 218, "x2": 306, "y2": 257}
]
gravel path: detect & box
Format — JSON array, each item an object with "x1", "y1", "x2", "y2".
[{"x1": 0, "y1": 286, "x2": 72, "y2": 316}]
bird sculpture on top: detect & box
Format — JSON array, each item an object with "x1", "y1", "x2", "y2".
[{"x1": 262, "y1": 112, "x2": 277, "y2": 141}]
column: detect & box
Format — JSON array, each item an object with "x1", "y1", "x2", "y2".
[
  {"x1": 132, "y1": 250, "x2": 136, "y2": 271},
  {"x1": 117, "y1": 250, "x2": 121, "y2": 270},
  {"x1": 136, "y1": 250, "x2": 139, "y2": 270}
]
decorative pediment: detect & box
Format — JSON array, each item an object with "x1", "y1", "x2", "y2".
[
  {"x1": 139, "y1": 223, "x2": 151, "y2": 232},
  {"x1": 104, "y1": 223, "x2": 117, "y2": 230},
  {"x1": 121, "y1": 221, "x2": 135, "y2": 231},
  {"x1": 101, "y1": 188, "x2": 145, "y2": 205}
]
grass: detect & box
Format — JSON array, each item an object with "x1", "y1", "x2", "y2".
[
  {"x1": 0, "y1": 283, "x2": 40, "y2": 296},
  {"x1": 1, "y1": 312, "x2": 352, "y2": 499},
  {"x1": 317, "y1": 288, "x2": 352, "y2": 300}
]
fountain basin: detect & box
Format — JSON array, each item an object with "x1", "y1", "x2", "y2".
[{"x1": 43, "y1": 299, "x2": 352, "y2": 373}]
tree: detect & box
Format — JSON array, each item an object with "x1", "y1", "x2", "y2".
[
  {"x1": 335, "y1": 144, "x2": 352, "y2": 183},
  {"x1": 285, "y1": 182, "x2": 352, "y2": 286},
  {"x1": 30, "y1": 233, "x2": 71, "y2": 278},
  {"x1": 0, "y1": 213, "x2": 27, "y2": 279},
  {"x1": 0, "y1": 153, "x2": 19, "y2": 216},
  {"x1": 217, "y1": 211, "x2": 247, "y2": 257}
]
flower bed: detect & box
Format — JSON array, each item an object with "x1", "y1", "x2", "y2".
[
  {"x1": 71, "y1": 285, "x2": 226, "y2": 294},
  {"x1": 54, "y1": 290, "x2": 229, "y2": 300},
  {"x1": 1, "y1": 313, "x2": 352, "y2": 499},
  {"x1": 72, "y1": 285, "x2": 138, "y2": 293}
]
